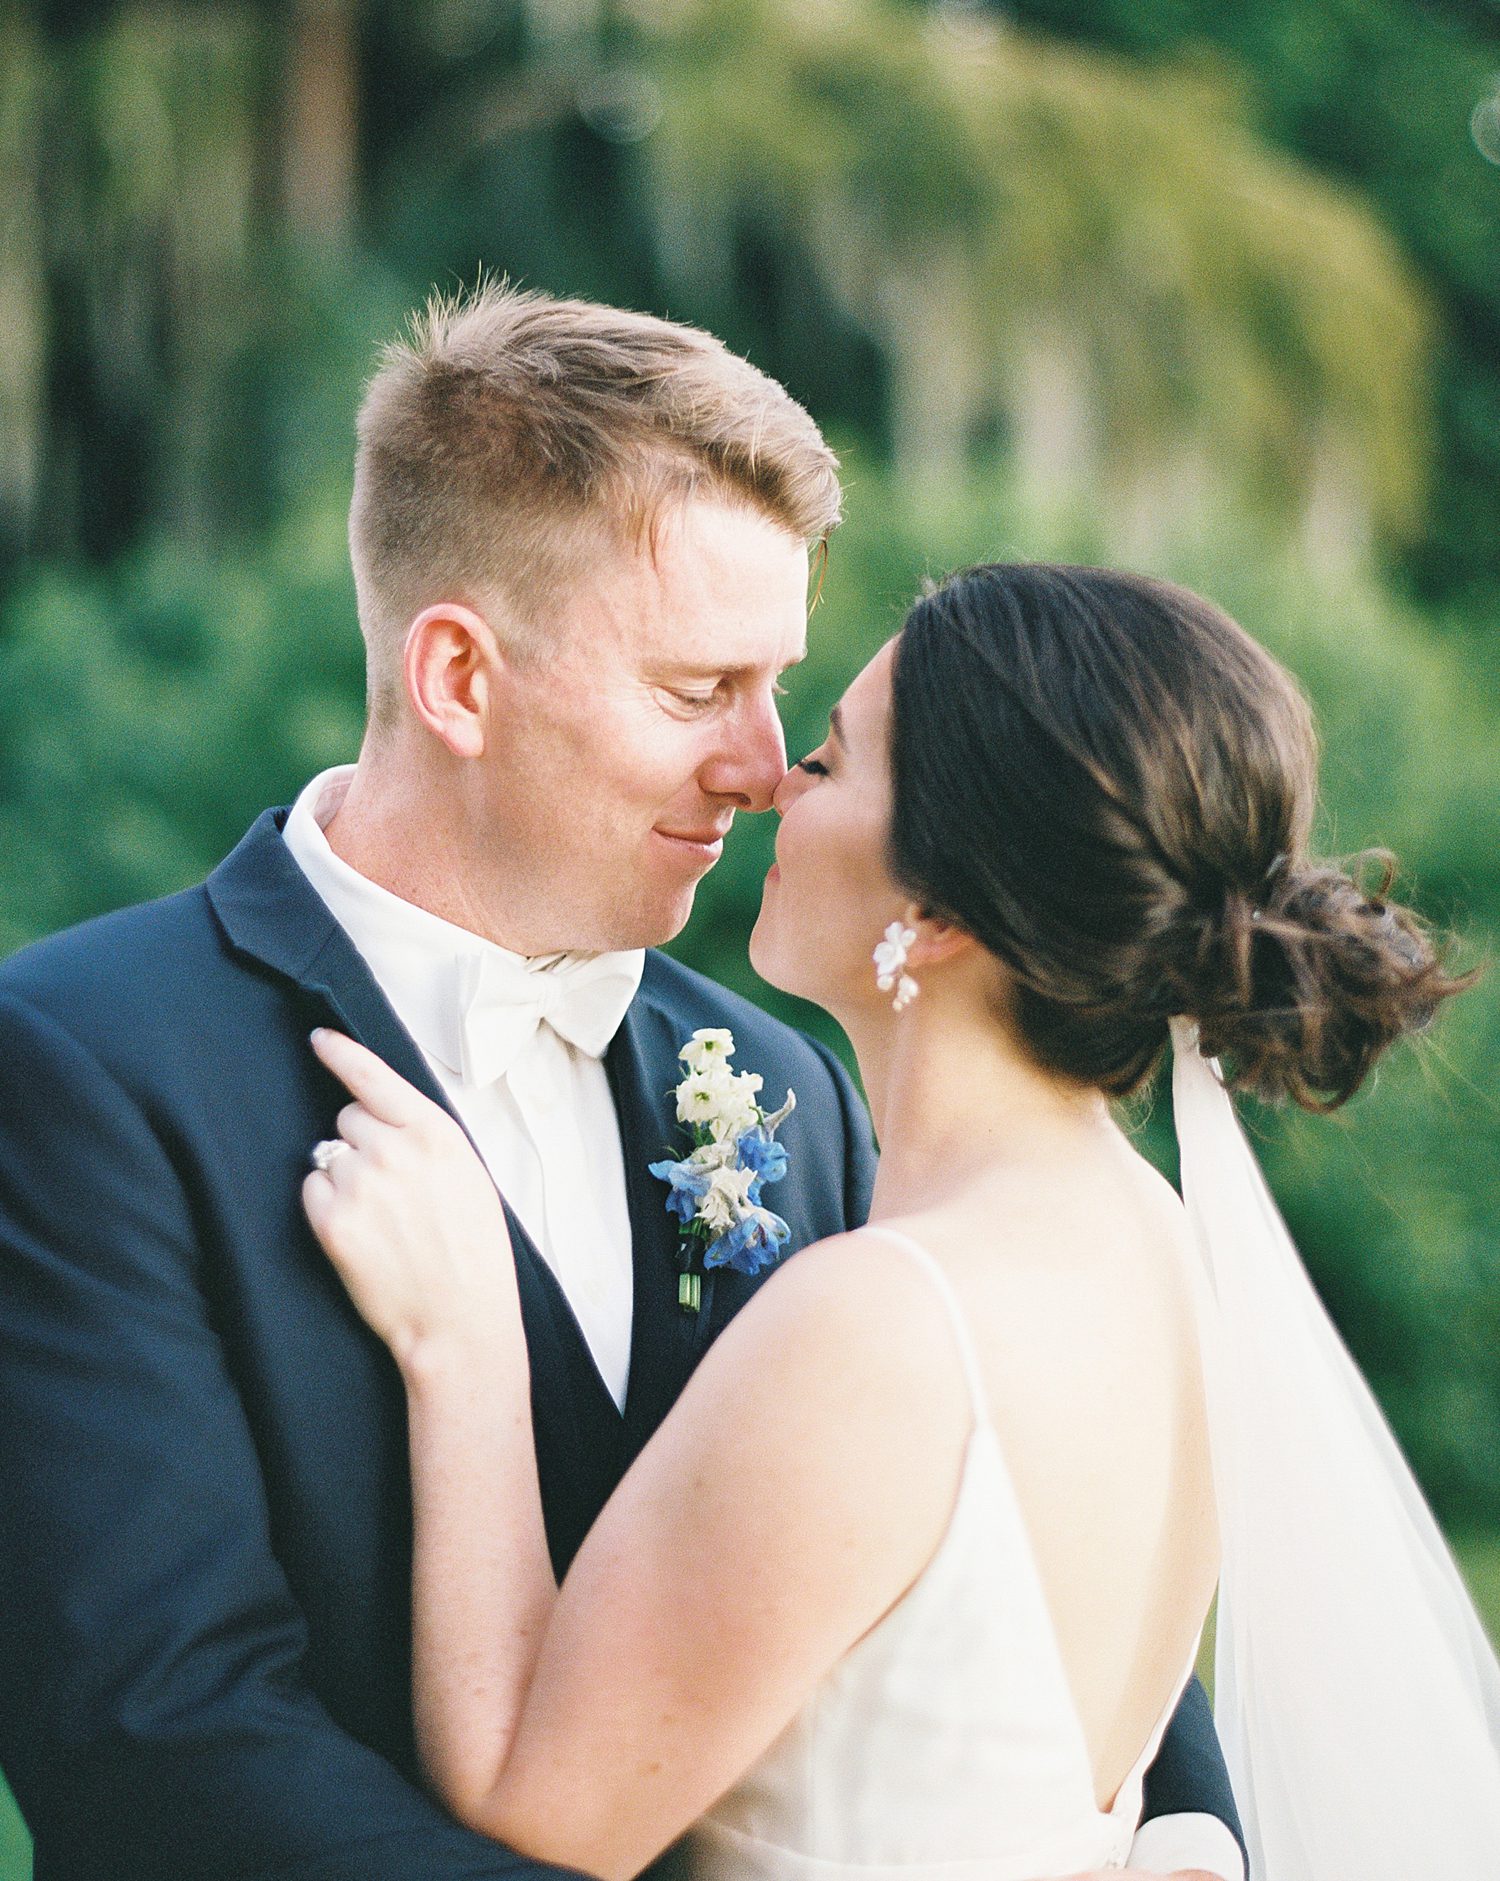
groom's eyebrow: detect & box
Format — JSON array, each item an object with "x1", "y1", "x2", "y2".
[{"x1": 660, "y1": 647, "x2": 807, "y2": 679}]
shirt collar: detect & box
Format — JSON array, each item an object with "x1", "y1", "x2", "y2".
[{"x1": 281, "y1": 765, "x2": 645, "y2": 1079}]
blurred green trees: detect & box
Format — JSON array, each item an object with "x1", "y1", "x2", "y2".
[
  {"x1": 643, "y1": 0, "x2": 1432, "y2": 555},
  {"x1": 2, "y1": 2, "x2": 1499, "y2": 1872},
  {"x1": 1001, "y1": 0, "x2": 1500, "y2": 623},
  {"x1": 2, "y1": 0, "x2": 1495, "y2": 1564},
  {"x1": 1, "y1": 0, "x2": 1464, "y2": 576}
]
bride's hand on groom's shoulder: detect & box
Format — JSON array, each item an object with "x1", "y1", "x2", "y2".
[{"x1": 303, "y1": 1028, "x2": 519, "y2": 1370}]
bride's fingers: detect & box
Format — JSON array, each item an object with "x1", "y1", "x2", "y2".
[
  {"x1": 301, "y1": 1167, "x2": 343, "y2": 1245},
  {"x1": 302, "y1": 1147, "x2": 379, "y2": 1243},
  {"x1": 310, "y1": 1028, "x2": 438, "y2": 1129},
  {"x1": 335, "y1": 1100, "x2": 399, "y2": 1157},
  {"x1": 301, "y1": 1169, "x2": 381, "y2": 1301}
]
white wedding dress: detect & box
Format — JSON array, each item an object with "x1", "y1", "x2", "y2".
[{"x1": 687, "y1": 1225, "x2": 1199, "y2": 1881}]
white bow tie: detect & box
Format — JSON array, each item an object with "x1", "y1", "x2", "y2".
[{"x1": 455, "y1": 948, "x2": 643, "y2": 1088}]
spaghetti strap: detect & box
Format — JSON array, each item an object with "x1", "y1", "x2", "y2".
[{"x1": 860, "y1": 1223, "x2": 993, "y2": 1431}]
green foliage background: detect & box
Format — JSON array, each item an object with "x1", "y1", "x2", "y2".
[{"x1": 2, "y1": 0, "x2": 1499, "y2": 1871}]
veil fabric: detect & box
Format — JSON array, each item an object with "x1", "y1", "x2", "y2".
[{"x1": 1168, "y1": 1016, "x2": 1500, "y2": 1879}]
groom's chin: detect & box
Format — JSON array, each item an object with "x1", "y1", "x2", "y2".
[{"x1": 614, "y1": 877, "x2": 704, "y2": 951}]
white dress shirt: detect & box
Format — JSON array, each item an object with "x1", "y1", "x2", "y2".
[{"x1": 282, "y1": 765, "x2": 642, "y2": 1410}]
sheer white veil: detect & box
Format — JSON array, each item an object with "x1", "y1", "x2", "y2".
[{"x1": 1168, "y1": 1016, "x2": 1500, "y2": 1877}]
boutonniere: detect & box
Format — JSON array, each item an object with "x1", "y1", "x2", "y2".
[{"x1": 649, "y1": 1028, "x2": 796, "y2": 1312}]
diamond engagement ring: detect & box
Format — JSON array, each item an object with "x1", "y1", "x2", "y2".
[{"x1": 311, "y1": 1138, "x2": 351, "y2": 1172}]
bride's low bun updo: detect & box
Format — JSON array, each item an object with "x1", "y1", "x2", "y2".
[
  {"x1": 1159, "y1": 852, "x2": 1460, "y2": 1110},
  {"x1": 888, "y1": 564, "x2": 1472, "y2": 1110}
]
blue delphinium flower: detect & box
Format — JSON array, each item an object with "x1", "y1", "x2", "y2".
[
  {"x1": 704, "y1": 1205, "x2": 791, "y2": 1276},
  {"x1": 648, "y1": 1155, "x2": 713, "y2": 1224},
  {"x1": 735, "y1": 1127, "x2": 788, "y2": 1189}
]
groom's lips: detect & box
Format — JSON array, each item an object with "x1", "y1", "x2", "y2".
[{"x1": 654, "y1": 822, "x2": 731, "y2": 863}]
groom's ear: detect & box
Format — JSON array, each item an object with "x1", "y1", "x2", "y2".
[
  {"x1": 901, "y1": 901, "x2": 976, "y2": 969},
  {"x1": 402, "y1": 602, "x2": 505, "y2": 759}
]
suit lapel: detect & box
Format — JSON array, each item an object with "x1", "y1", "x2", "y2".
[
  {"x1": 205, "y1": 808, "x2": 622, "y2": 1562},
  {"x1": 207, "y1": 809, "x2": 457, "y2": 1115}
]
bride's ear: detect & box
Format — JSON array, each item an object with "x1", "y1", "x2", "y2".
[{"x1": 900, "y1": 902, "x2": 976, "y2": 970}]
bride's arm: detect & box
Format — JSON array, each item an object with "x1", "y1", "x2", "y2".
[
  {"x1": 403, "y1": 1335, "x2": 555, "y2": 1809},
  {"x1": 303, "y1": 1029, "x2": 967, "y2": 1881}
]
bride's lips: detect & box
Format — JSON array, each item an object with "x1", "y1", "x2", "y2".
[{"x1": 766, "y1": 862, "x2": 781, "y2": 883}]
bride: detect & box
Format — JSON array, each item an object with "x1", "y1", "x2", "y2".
[{"x1": 302, "y1": 561, "x2": 1500, "y2": 1880}]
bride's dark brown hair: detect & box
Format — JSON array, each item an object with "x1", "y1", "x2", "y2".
[{"x1": 888, "y1": 563, "x2": 1472, "y2": 1110}]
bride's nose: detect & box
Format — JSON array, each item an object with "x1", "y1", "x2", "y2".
[{"x1": 771, "y1": 765, "x2": 805, "y2": 816}]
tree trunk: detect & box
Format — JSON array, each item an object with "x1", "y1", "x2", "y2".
[{"x1": 283, "y1": 0, "x2": 359, "y2": 247}]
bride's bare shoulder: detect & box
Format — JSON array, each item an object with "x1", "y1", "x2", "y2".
[
  {"x1": 700, "y1": 1226, "x2": 974, "y2": 1432},
  {"x1": 744, "y1": 1223, "x2": 961, "y2": 1333}
]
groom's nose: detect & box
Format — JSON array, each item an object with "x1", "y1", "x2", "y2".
[{"x1": 700, "y1": 688, "x2": 788, "y2": 813}]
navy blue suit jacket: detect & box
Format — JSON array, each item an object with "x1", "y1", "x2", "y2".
[{"x1": 0, "y1": 808, "x2": 1241, "y2": 1880}]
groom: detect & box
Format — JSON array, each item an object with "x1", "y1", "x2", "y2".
[{"x1": 0, "y1": 284, "x2": 1243, "y2": 1881}]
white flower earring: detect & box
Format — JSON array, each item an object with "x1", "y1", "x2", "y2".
[{"x1": 873, "y1": 921, "x2": 919, "y2": 1012}]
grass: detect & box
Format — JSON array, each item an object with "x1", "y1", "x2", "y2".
[{"x1": 3, "y1": 1536, "x2": 1498, "y2": 1880}]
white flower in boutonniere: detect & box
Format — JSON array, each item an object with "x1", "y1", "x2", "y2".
[
  {"x1": 677, "y1": 1027, "x2": 735, "y2": 1072},
  {"x1": 649, "y1": 1029, "x2": 796, "y2": 1309},
  {"x1": 700, "y1": 1162, "x2": 759, "y2": 1232},
  {"x1": 675, "y1": 1064, "x2": 764, "y2": 1141}
]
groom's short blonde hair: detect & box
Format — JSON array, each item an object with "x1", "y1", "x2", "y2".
[{"x1": 349, "y1": 280, "x2": 843, "y2": 730}]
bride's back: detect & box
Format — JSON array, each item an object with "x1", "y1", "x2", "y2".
[{"x1": 898, "y1": 1132, "x2": 1218, "y2": 1812}]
